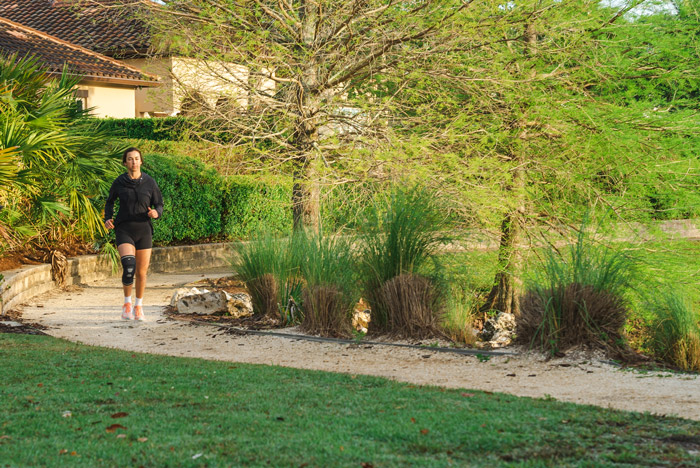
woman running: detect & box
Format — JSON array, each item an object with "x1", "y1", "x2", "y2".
[{"x1": 104, "y1": 147, "x2": 163, "y2": 321}]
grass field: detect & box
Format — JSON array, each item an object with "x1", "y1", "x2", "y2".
[{"x1": 1, "y1": 333, "x2": 699, "y2": 467}]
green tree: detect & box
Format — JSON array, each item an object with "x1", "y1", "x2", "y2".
[
  {"x1": 378, "y1": 0, "x2": 700, "y2": 314},
  {"x1": 129, "y1": 0, "x2": 470, "y2": 230}
]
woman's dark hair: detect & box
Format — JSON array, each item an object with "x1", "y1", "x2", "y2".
[{"x1": 122, "y1": 147, "x2": 143, "y2": 164}]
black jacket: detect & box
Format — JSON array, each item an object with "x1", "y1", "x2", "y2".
[{"x1": 104, "y1": 172, "x2": 164, "y2": 229}]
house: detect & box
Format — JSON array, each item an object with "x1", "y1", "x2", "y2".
[
  {"x1": 0, "y1": 15, "x2": 158, "y2": 117},
  {"x1": 0, "y1": 0, "x2": 250, "y2": 117}
]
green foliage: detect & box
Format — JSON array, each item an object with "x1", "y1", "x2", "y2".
[
  {"x1": 359, "y1": 185, "x2": 452, "y2": 334},
  {"x1": 97, "y1": 117, "x2": 192, "y2": 141},
  {"x1": 232, "y1": 232, "x2": 302, "y2": 323},
  {"x1": 146, "y1": 154, "x2": 223, "y2": 244},
  {"x1": 519, "y1": 221, "x2": 638, "y2": 354},
  {"x1": 646, "y1": 291, "x2": 700, "y2": 371},
  {"x1": 223, "y1": 177, "x2": 292, "y2": 239},
  {"x1": 297, "y1": 230, "x2": 359, "y2": 337},
  {"x1": 115, "y1": 152, "x2": 292, "y2": 245},
  {"x1": 0, "y1": 53, "x2": 123, "y2": 251}
]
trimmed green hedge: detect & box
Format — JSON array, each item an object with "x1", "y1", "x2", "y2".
[
  {"x1": 98, "y1": 117, "x2": 191, "y2": 141},
  {"x1": 141, "y1": 153, "x2": 292, "y2": 245}
]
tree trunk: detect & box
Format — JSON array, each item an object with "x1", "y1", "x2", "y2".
[
  {"x1": 291, "y1": 0, "x2": 321, "y2": 232},
  {"x1": 481, "y1": 22, "x2": 536, "y2": 315},
  {"x1": 292, "y1": 155, "x2": 320, "y2": 231},
  {"x1": 481, "y1": 208, "x2": 521, "y2": 315}
]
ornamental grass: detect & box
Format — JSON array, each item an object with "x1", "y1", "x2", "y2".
[
  {"x1": 517, "y1": 224, "x2": 636, "y2": 355},
  {"x1": 359, "y1": 185, "x2": 452, "y2": 338},
  {"x1": 647, "y1": 292, "x2": 700, "y2": 372},
  {"x1": 297, "y1": 230, "x2": 358, "y2": 338}
]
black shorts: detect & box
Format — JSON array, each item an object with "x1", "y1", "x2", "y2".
[{"x1": 115, "y1": 221, "x2": 153, "y2": 250}]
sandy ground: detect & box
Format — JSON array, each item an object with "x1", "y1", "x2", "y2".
[{"x1": 11, "y1": 269, "x2": 700, "y2": 421}]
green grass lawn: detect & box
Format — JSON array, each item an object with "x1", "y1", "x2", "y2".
[{"x1": 1, "y1": 334, "x2": 699, "y2": 467}]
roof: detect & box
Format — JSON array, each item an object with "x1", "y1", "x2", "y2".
[
  {"x1": 0, "y1": 16, "x2": 158, "y2": 86},
  {"x1": 0, "y1": 0, "x2": 151, "y2": 57}
]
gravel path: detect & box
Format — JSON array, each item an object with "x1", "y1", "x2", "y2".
[{"x1": 13, "y1": 269, "x2": 700, "y2": 421}]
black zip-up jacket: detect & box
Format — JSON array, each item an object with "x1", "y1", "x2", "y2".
[{"x1": 104, "y1": 172, "x2": 164, "y2": 231}]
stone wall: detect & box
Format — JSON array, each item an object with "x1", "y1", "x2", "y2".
[{"x1": 1, "y1": 242, "x2": 235, "y2": 314}]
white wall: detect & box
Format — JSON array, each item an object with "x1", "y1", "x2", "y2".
[{"x1": 79, "y1": 83, "x2": 137, "y2": 118}]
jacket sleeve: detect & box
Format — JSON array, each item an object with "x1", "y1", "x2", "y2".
[
  {"x1": 151, "y1": 179, "x2": 164, "y2": 218},
  {"x1": 104, "y1": 179, "x2": 119, "y2": 221}
]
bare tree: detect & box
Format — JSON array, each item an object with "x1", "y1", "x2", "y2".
[{"x1": 106, "y1": 0, "x2": 472, "y2": 230}]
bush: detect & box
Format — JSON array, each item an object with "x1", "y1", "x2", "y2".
[
  {"x1": 232, "y1": 232, "x2": 302, "y2": 323},
  {"x1": 98, "y1": 117, "x2": 192, "y2": 141},
  {"x1": 146, "y1": 154, "x2": 223, "y2": 244},
  {"x1": 114, "y1": 152, "x2": 292, "y2": 245},
  {"x1": 646, "y1": 292, "x2": 700, "y2": 371},
  {"x1": 517, "y1": 224, "x2": 636, "y2": 355},
  {"x1": 297, "y1": 231, "x2": 358, "y2": 338},
  {"x1": 223, "y1": 177, "x2": 292, "y2": 239},
  {"x1": 441, "y1": 284, "x2": 478, "y2": 346},
  {"x1": 359, "y1": 185, "x2": 452, "y2": 337}
]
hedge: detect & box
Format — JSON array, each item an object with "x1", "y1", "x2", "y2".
[
  {"x1": 97, "y1": 118, "x2": 240, "y2": 143},
  {"x1": 98, "y1": 117, "x2": 192, "y2": 141},
  {"x1": 141, "y1": 153, "x2": 292, "y2": 244}
]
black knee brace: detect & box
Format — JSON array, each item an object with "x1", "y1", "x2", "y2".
[{"x1": 121, "y1": 255, "x2": 136, "y2": 286}]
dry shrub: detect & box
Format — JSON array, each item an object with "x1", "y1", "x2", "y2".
[
  {"x1": 247, "y1": 273, "x2": 279, "y2": 318},
  {"x1": 671, "y1": 333, "x2": 700, "y2": 372},
  {"x1": 518, "y1": 282, "x2": 627, "y2": 353},
  {"x1": 301, "y1": 285, "x2": 352, "y2": 338},
  {"x1": 373, "y1": 273, "x2": 443, "y2": 339}
]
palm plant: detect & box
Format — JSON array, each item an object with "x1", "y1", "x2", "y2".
[{"x1": 0, "y1": 53, "x2": 122, "y2": 253}]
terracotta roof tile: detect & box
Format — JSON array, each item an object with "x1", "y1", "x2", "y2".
[
  {"x1": 0, "y1": 16, "x2": 158, "y2": 85},
  {"x1": 0, "y1": 0, "x2": 150, "y2": 56}
]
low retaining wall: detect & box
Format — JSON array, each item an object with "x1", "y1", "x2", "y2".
[{"x1": 1, "y1": 242, "x2": 235, "y2": 314}]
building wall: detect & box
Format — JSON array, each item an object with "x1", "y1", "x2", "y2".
[
  {"x1": 78, "y1": 83, "x2": 137, "y2": 118},
  {"x1": 123, "y1": 57, "x2": 175, "y2": 117},
  {"x1": 171, "y1": 57, "x2": 249, "y2": 113},
  {"x1": 124, "y1": 56, "x2": 252, "y2": 117}
]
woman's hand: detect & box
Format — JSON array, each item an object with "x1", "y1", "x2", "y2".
[
  {"x1": 147, "y1": 208, "x2": 159, "y2": 219},
  {"x1": 104, "y1": 219, "x2": 114, "y2": 230}
]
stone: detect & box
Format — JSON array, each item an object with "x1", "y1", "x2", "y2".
[
  {"x1": 352, "y1": 309, "x2": 371, "y2": 333},
  {"x1": 225, "y1": 292, "x2": 253, "y2": 318},
  {"x1": 173, "y1": 287, "x2": 253, "y2": 318},
  {"x1": 176, "y1": 290, "x2": 227, "y2": 315},
  {"x1": 170, "y1": 287, "x2": 209, "y2": 307},
  {"x1": 478, "y1": 312, "x2": 516, "y2": 348}
]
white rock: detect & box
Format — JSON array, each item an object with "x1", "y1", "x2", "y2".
[
  {"x1": 170, "y1": 287, "x2": 210, "y2": 307},
  {"x1": 174, "y1": 289, "x2": 254, "y2": 318},
  {"x1": 177, "y1": 291, "x2": 229, "y2": 315},
  {"x1": 225, "y1": 292, "x2": 253, "y2": 318}
]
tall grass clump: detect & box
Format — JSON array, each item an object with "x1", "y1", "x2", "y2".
[
  {"x1": 297, "y1": 230, "x2": 359, "y2": 338},
  {"x1": 441, "y1": 284, "x2": 478, "y2": 345},
  {"x1": 359, "y1": 185, "x2": 452, "y2": 338},
  {"x1": 232, "y1": 232, "x2": 303, "y2": 324},
  {"x1": 518, "y1": 223, "x2": 636, "y2": 355},
  {"x1": 646, "y1": 292, "x2": 700, "y2": 371}
]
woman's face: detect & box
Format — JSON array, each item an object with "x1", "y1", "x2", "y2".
[{"x1": 124, "y1": 151, "x2": 142, "y2": 172}]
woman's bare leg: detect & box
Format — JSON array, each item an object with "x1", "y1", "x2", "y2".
[{"x1": 134, "y1": 248, "x2": 152, "y2": 300}]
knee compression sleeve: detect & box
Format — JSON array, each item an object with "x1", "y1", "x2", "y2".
[{"x1": 121, "y1": 255, "x2": 136, "y2": 286}]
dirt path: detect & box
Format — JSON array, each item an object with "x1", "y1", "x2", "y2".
[{"x1": 12, "y1": 269, "x2": 700, "y2": 421}]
